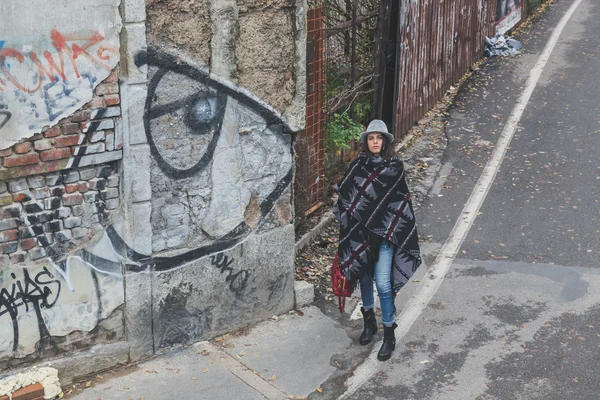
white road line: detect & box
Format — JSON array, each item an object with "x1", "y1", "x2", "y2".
[
  {"x1": 340, "y1": 0, "x2": 584, "y2": 396},
  {"x1": 430, "y1": 162, "x2": 454, "y2": 196}
]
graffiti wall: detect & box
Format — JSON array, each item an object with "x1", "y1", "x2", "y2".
[
  {"x1": 0, "y1": 0, "x2": 126, "y2": 371},
  {"x1": 0, "y1": 0, "x2": 121, "y2": 150},
  {"x1": 0, "y1": 0, "x2": 306, "y2": 377}
]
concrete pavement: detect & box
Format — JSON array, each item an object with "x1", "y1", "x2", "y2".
[{"x1": 341, "y1": 0, "x2": 600, "y2": 398}]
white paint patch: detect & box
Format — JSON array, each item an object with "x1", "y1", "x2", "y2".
[
  {"x1": 0, "y1": 0, "x2": 122, "y2": 149},
  {"x1": 340, "y1": 0, "x2": 584, "y2": 396}
]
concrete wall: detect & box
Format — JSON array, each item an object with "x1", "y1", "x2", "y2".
[{"x1": 0, "y1": 0, "x2": 305, "y2": 377}]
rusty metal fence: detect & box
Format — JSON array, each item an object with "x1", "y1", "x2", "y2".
[
  {"x1": 295, "y1": 1, "x2": 500, "y2": 223},
  {"x1": 295, "y1": 5, "x2": 326, "y2": 222},
  {"x1": 393, "y1": 0, "x2": 496, "y2": 138}
]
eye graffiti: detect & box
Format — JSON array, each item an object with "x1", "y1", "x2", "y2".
[
  {"x1": 145, "y1": 69, "x2": 228, "y2": 179},
  {"x1": 135, "y1": 48, "x2": 294, "y2": 179},
  {"x1": 126, "y1": 47, "x2": 295, "y2": 272}
]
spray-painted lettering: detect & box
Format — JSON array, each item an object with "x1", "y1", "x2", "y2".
[
  {"x1": 0, "y1": 267, "x2": 61, "y2": 353},
  {"x1": 0, "y1": 29, "x2": 119, "y2": 94}
]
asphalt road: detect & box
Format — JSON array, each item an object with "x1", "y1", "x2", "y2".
[{"x1": 346, "y1": 0, "x2": 600, "y2": 398}]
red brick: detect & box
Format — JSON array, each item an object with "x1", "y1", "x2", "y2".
[
  {"x1": 104, "y1": 94, "x2": 120, "y2": 106},
  {"x1": 77, "y1": 181, "x2": 89, "y2": 193},
  {"x1": 71, "y1": 110, "x2": 91, "y2": 122},
  {"x1": 4, "y1": 153, "x2": 40, "y2": 167},
  {"x1": 62, "y1": 123, "x2": 80, "y2": 135},
  {"x1": 0, "y1": 148, "x2": 13, "y2": 157},
  {"x1": 0, "y1": 241, "x2": 18, "y2": 254},
  {"x1": 95, "y1": 82, "x2": 119, "y2": 96},
  {"x1": 105, "y1": 70, "x2": 119, "y2": 82},
  {"x1": 29, "y1": 133, "x2": 43, "y2": 141},
  {"x1": 65, "y1": 183, "x2": 78, "y2": 194},
  {"x1": 40, "y1": 148, "x2": 72, "y2": 161},
  {"x1": 14, "y1": 142, "x2": 32, "y2": 154},
  {"x1": 43, "y1": 126, "x2": 61, "y2": 138},
  {"x1": 9, "y1": 383, "x2": 45, "y2": 400},
  {"x1": 21, "y1": 237, "x2": 38, "y2": 250},
  {"x1": 0, "y1": 229, "x2": 18, "y2": 243},
  {"x1": 84, "y1": 96, "x2": 105, "y2": 109},
  {"x1": 55, "y1": 134, "x2": 84, "y2": 148}
]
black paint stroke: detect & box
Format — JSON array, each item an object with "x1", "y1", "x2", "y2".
[
  {"x1": 0, "y1": 110, "x2": 11, "y2": 131},
  {"x1": 152, "y1": 222, "x2": 250, "y2": 272},
  {"x1": 90, "y1": 270, "x2": 104, "y2": 320},
  {"x1": 104, "y1": 225, "x2": 152, "y2": 272}
]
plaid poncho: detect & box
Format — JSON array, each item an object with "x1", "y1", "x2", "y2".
[{"x1": 333, "y1": 152, "x2": 421, "y2": 293}]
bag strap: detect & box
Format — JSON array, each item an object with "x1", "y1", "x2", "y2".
[
  {"x1": 338, "y1": 278, "x2": 347, "y2": 312},
  {"x1": 338, "y1": 295, "x2": 345, "y2": 313}
]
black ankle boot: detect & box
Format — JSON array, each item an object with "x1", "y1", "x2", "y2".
[
  {"x1": 377, "y1": 323, "x2": 397, "y2": 361},
  {"x1": 359, "y1": 307, "x2": 377, "y2": 345}
]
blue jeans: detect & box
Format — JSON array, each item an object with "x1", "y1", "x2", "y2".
[{"x1": 360, "y1": 240, "x2": 395, "y2": 326}]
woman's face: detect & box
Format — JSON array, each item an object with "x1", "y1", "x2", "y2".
[{"x1": 367, "y1": 133, "x2": 383, "y2": 155}]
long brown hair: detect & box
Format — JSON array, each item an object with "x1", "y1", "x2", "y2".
[{"x1": 362, "y1": 134, "x2": 394, "y2": 160}]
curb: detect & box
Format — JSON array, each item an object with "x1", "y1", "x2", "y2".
[{"x1": 294, "y1": 212, "x2": 335, "y2": 254}]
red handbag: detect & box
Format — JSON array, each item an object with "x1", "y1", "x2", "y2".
[{"x1": 330, "y1": 254, "x2": 353, "y2": 313}]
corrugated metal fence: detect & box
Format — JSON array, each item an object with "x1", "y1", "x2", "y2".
[{"x1": 394, "y1": 0, "x2": 496, "y2": 138}]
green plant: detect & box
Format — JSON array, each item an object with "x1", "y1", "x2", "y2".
[{"x1": 325, "y1": 111, "x2": 364, "y2": 152}]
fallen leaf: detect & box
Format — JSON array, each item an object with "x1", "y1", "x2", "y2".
[
  {"x1": 267, "y1": 375, "x2": 277, "y2": 381},
  {"x1": 316, "y1": 387, "x2": 323, "y2": 393}
]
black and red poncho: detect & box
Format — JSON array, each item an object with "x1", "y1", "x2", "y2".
[{"x1": 333, "y1": 152, "x2": 422, "y2": 294}]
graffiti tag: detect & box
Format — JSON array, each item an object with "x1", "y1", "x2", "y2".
[
  {"x1": 210, "y1": 253, "x2": 249, "y2": 292},
  {"x1": 0, "y1": 267, "x2": 61, "y2": 353},
  {"x1": 0, "y1": 110, "x2": 11, "y2": 131},
  {"x1": 0, "y1": 29, "x2": 119, "y2": 94}
]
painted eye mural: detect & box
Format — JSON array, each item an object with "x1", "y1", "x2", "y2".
[
  {"x1": 145, "y1": 70, "x2": 227, "y2": 178},
  {"x1": 134, "y1": 47, "x2": 295, "y2": 272}
]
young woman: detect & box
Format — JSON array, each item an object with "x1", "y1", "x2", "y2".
[{"x1": 333, "y1": 119, "x2": 421, "y2": 361}]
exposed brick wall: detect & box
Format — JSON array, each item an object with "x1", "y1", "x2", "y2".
[
  {"x1": 0, "y1": 70, "x2": 123, "y2": 182},
  {"x1": 0, "y1": 162, "x2": 121, "y2": 264}
]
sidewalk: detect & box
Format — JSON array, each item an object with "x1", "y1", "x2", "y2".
[{"x1": 65, "y1": 306, "x2": 353, "y2": 400}]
